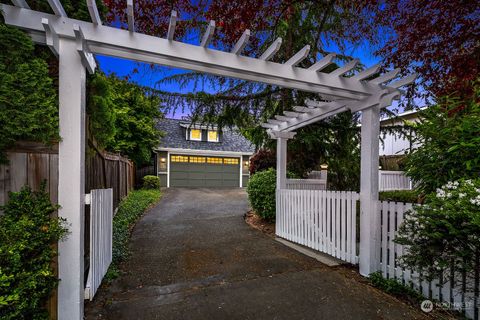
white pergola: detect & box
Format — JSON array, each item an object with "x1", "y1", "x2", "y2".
[{"x1": 2, "y1": 1, "x2": 415, "y2": 319}]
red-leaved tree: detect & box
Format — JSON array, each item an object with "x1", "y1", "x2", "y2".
[{"x1": 359, "y1": 0, "x2": 479, "y2": 100}]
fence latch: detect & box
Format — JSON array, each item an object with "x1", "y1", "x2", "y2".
[{"x1": 85, "y1": 193, "x2": 91, "y2": 205}]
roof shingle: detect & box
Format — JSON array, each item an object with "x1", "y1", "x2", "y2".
[{"x1": 156, "y1": 118, "x2": 255, "y2": 153}]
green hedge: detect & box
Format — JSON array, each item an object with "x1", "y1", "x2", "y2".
[
  {"x1": 0, "y1": 185, "x2": 67, "y2": 320},
  {"x1": 142, "y1": 175, "x2": 160, "y2": 189},
  {"x1": 106, "y1": 189, "x2": 161, "y2": 280},
  {"x1": 247, "y1": 168, "x2": 296, "y2": 221},
  {"x1": 379, "y1": 190, "x2": 421, "y2": 203}
]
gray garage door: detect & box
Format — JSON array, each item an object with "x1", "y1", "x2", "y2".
[{"x1": 170, "y1": 155, "x2": 240, "y2": 187}]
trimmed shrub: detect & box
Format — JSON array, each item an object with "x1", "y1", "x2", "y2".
[
  {"x1": 379, "y1": 190, "x2": 422, "y2": 203},
  {"x1": 247, "y1": 168, "x2": 277, "y2": 221},
  {"x1": 142, "y1": 175, "x2": 160, "y2": 189},
  {"x1": 247, "y1": 168, "x2": 296, "y2": 221},
  {"x1": 0, "y1": 185, "x2": 68, "y2": 320},
  {"x1": 106, "y1": 189, "x2": 161, "y2": 280}
]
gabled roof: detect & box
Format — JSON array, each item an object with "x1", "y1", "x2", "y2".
[{"x1": 156, "y1": 118, "x2": 255, "y2": 154}]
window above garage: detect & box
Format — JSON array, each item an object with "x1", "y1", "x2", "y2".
[
  {"x1": 190, "y1": 129, "x2": 202, "y2": 141},
  {"x1": 207, "y1": 130, "x2": 219, "y2": 142}
]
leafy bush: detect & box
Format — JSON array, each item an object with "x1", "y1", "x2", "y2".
[
  {"x1": 379, "y1": 190, "x2": 422, "y2": 203},
  {"x1": 0, "y1": 185, "x2": 67, "y2": 319},
  {"x1": 369, "y1": 272, "x2": 423, "y2": 304},
  {"x1": 404, "y1": 82, "x2": 480, "y2": 193},
  {"x1": 106, "y1": 189, "x2": 161, "y2": 280},
  {"x1": 395, "y1": 179, "x2": 480, "y2": 295},
  {"x1": 247, "y1": 168, "x2": 277, "y2": 221},
  {"x1": 247, "y1": 168, "x2": 296, "y2": 221},
  {"x1": 249, "y1": 149, "x2": 276, "y2": 175},
  {"x1": 142, "y1": 175, "x2": 160, "y2": 189}
]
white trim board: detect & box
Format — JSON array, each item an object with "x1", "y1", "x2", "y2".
[{"x1": 156, "y1": 148, "x2": 253, "y2": 157}]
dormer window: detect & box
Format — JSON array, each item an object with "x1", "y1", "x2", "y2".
[
  {"x1": 208, "y1": 130, "x2": 219, "y2": 142},
  {"x1": 190, "y1": 129, "x2": 202, "y2": 141}
]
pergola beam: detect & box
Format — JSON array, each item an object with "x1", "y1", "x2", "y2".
[
  {"x1": 285, "y1": 45, "x2": 310, "y2": 66},
  {"x1": 42, "y1": 18, "x2": 59, "y2": 57},
  {"x1": 388, "y1": 73, "x2": 417, "y2": 89},
  {"x1": 87, "y1": 0, "x2": 102, "y2": 25},
  {"x1": 167, "y1": 10, "x2": 177, "y2": 40},
  {"x1": 47, "y1": 0, "x2": 67, "y2": 17},
  {"x1": 307, "y1": 53, "x2": 336, "y2": 72},
  {"x1": 351, "y1": 63, "x2": 381, "y2": 81},
  {"x1": 330, "y1": 59, "x2": 359, "y2": 77},
  {"x1": 1, "y1": 5, "x2": 387, "y2": 100},
  {"x1": 11, "y1": 0, "x2": 29, "y2": 8},
  {"x1": 200, "y1": 20, "x2": 215, "y2": 47},
  {"x1": 126, "y1": 0, "x2": 134, "y2": 32},
  {"x1": 73, "y1": 24, "x2": 97, "y2": 74},
  {"x1": 259, "y1": 37, "x2": 282, "y2": 61},
  {"x1": 370, "y1": 68, "x2": 400, "y2": 85},
  {"x1": 231, "y1": 29, "x2": 250, "y2": 55}
]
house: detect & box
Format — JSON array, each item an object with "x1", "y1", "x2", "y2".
[
  {"x1": 379, "y1": 108, "x2": 424, "y2": 156},
  {"x1": 155, "y1": 118, "x2": 255, "y2": 188}
]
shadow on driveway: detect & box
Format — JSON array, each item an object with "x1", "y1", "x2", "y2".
[{"x1": 85, "y1": 188, "x2": 427, "y2": 320}]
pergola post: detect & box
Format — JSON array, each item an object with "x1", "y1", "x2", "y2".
[
  {"x1": 359, "y1": 106, "x2": 381, "y2": 276},
  {"x1": 269, "y1": 131, "x2": 296, "y2": 190},
  {"x1": 57, "y1": 38, "x2": 86, "y2": 320}
]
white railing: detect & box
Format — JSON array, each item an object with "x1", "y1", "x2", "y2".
[
  {"x1": 286, "y1": 178, "x2": 327, "y2": 190},
  {"x1": 378, "y1": 201, "x2": 478, "y2": 319},
  {"x1": 85, "y1": 188, "x2": 113, "y2": 301},
  {"x1": 379, "y1": 170, "x2": 412, "y2": 191},
  {"x1": 276, "y1": 189, "x2": 359, "y2": 264}
]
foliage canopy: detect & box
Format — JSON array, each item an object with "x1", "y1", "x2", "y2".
[
  {"x1": 0, "y1": 25, "x2": 58, "y2": 163},
  {"x1": 404, "y1": 81, "x2": 480, "y2": 194}
]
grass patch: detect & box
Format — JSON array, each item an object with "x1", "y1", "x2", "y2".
[
  {"x1": 368, "y1": 272, "x2": 424, "y2": 304},
  {"x1": 105, "y1": 189, "x2": 161, "y2": 281}
]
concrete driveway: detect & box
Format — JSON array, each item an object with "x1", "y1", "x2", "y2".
[{"x1": 85, "y1": 188, "x2": 427, "y2": 320}]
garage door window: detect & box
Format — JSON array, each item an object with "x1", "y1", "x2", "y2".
[
  {"x1": 207, "y1": 157, "x2": 222, "y2": 164},
  {"x1": 223, "y1": 158, "x2": 239, "y2": 165},
  {"x1": 171, "y1": 155, "x2": 189, "y2": 162},
  {"x1": 189, "y1": 156, "x2": 206, "y2": 163}
]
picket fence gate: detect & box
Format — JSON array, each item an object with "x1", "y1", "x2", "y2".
[
  {"x1": 285, "y1": 178, "x2": 327, "y2": 190},
  {"x1": 276, "y1": 189, "x2": 359, "y2": 264},
  {"x1": 84, "y1": 188, "x2": 113, "y2": 301}
]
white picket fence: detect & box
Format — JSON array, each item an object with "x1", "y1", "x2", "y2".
[
  {"x1": 379, "y1": 170, "x2": 412, "y2": 191},
  {"x1": 275, "y1": 190, "x2": 478, "y2": 319},
  {"x1": 378, "y1": 200, "x2": 479, "y2": 319},
  {"x1": 85, "y1": 188, "x2": 113, "y2": 301},
  {"x1": 286, "y1": 178, "x2": 327, "y2": 190},
  {"x1": 276, "y1": 189, "x2": 359, "y2": 264}
]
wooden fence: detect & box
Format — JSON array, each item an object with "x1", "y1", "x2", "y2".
[
  {"x1": 276, "y1": 189, "x2": 359, "y2": 264},
  {"x1": 0, "y1": 141, "x2": 134, "y2": 319},
  {"x1": 85, "y1": 142, "x2": 135, "y2": 209},
  {"x1": 0, "y1": 142, "x2": 59, "y2": 207}
]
